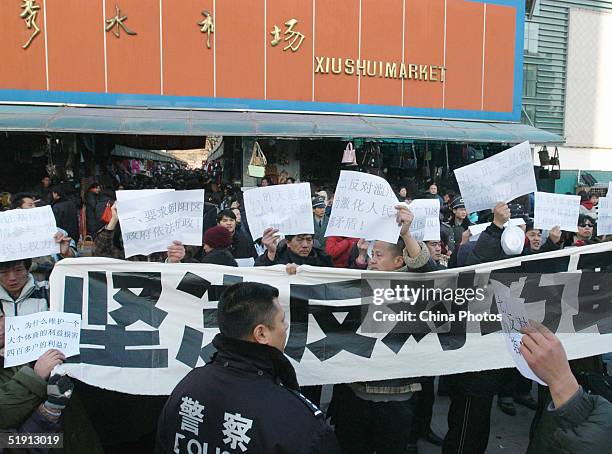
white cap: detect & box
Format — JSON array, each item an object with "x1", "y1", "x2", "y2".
[{"x1": 501, "y1": 225, "x2": 525, "y2": 256}]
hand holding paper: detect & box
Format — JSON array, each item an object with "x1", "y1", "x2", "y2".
[
  {"x1": 491, "y1": 280, "x2": 546, "y2": 385},
  {"x1": 520, "y1": 321, "x2": 579, "y2": 407},
  {"x1": 34, "y1": 349, "x2": 66, "y2": 380},
  {"x1": 395, "y1": 204, "x2": 414, "y2": 236},
  {"x1": 454, "y1": 142, "x2": 537, "y2": 213},
  {"x1": 326, "y1": 171, "x2": 401, "y2": 243}
]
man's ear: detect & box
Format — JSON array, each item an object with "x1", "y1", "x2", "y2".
[
  {"x1": 394, "y1": 255, "x2": 405, "y2": 268},
  {"x1": 252, "y1": 324, "x2": 269, "y2": 345}
]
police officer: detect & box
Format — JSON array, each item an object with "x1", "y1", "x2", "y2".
[{"x1": 156, "y1": 282, "x2": 340, "y2": 454}]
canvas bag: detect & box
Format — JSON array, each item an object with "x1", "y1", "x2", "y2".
[
  {"x1": 341, "y1": 142, "x2": 357, "y2": 165},
  {"x1": 248, "y1": 141, "x2": 267, "y2": 178}
]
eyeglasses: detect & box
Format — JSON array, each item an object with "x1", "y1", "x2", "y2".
[{"x1": 578, "y1": 223, "x2": 594, "y2": 228}]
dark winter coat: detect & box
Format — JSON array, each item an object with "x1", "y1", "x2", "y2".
[
  {"x1": 0, "y1": 359, "x2": 104, "y2": 454},
  {"x1": 526, "y1": 387, "x2": 612, "y2": 454},
  {"x1": 52, "y1": 198, "x2": 79, "y2": 242},
  {"x1": 230, "y1": 229, "x2": 258, "y2": 259},
  {"x1": 254, "y1": 242, "x2": 334, "y2": 268},
  {"x1": 156, "y1": 334, "x2": 340, "y2": 454},
  {"x1": 200, "y1": 248, "x2": 238, "y2": 267}
]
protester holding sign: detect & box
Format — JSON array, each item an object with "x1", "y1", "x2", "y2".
[
  {"x1": 524, "y1": 221, "x2": 563, "y2": 255},
  {"x1": 94, "y1": 202, "x2": 189, "y2": 263},
  {"x1": 255, "y1": 227, "x2": 333, "y2": 272},
  {"x1": 522, "y1": 322, "x2": 612, "y2": 454},
  {"x1": 331, "y1": 204, "x2": 442, "y2": 454},
  {"x1": 454, "y1": 141, "x2": 538, "y2": 214},
  {"x1": 10, "y1": 194, "x2": 77, "y2": 281},
  {"x1": 0, "y1": 312, "x2": 101, "y2": 452}
]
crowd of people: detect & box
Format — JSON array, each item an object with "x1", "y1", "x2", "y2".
[{"x1": 0, "y1": 167, "x2": 611, "y2": 454}]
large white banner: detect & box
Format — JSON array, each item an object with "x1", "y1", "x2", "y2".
[
  {"x1": 49, "y1": 243, "x2": 612, "y2": 395},
  {"x1": 454, "y1": 142, "x2": 537, "y2": 213}
]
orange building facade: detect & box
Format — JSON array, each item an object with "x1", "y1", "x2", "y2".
[{"x1": 0, "y1": 0, "x2": 524, "y2": 122}]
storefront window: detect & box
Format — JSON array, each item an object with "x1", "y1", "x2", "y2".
[{"x1": 523, "y1": 64, "x2": 537, "y2": 98}]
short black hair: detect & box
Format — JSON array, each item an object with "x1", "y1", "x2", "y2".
[
  {"x1": 217, "y1": 282, "x2": 280, "y2": 339},
  {"x1": 387, "y1": 238, "x2": 406, "y2": 258},
  {"x1": 10, "y1": 193, "x2": 36, "y2": 210},
  {"x1": 50, "y1": 185, "x2": 65, "y2": 198},
  {"x1": 216, "y1": 209, "x2": 236, "y2": 224},
  {"x1": 285, "y1": 233, "x2": 313, "y2": 242},
  {"x1": 578, "y1": 214, "x2": 596, "y2": 225},
  {"x1": 0, "y1": 259, "x2": 32, "y2": 271}
]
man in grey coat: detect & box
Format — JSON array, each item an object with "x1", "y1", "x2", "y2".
[{"x1": 312, "y1": 196, "x2": 329, "y2": 249}]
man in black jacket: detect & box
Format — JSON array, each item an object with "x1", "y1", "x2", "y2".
[
  {"x1": 254, "y1": 228, "x2": 333, "y2": 270},
  {"x1": 50, "y1": 185, "x2": 79, "y2": 242},
  {"x1": 156, "y1": 282, "x2": 340, "y2": 454},
  {"x1": 217, "y1": 209, "x2": 257, "y2": 259}
]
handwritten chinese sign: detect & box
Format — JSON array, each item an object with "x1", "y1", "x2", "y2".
[
  {"x1": 116, "y1": 189, "x2": 204, "y2": 257},
  {"x1": 4, "y1": 311, "x2": 81, "y2": 368}
]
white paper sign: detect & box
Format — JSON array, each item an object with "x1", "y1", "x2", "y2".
[
  {"x1": 454, "y1": 142, "x2": 537, "y2": 213},
  {"x1": 0, "y1": 206, "x2": 60, "y2": 261},
  {"x1": 608, "y1": 181, "x2": 612, "y2": 196},
  {"x1": 408, "y1": 199, "x2": 440, "y2": 241},
  {"x1": 243, "y1": 183, "x2": 313, "y2": 240},
  {"x1": 325, "y1": 171, "x2": 401, "y2": 243},
  {"x1": 236, "y1": 258, "x2": 255, "y2": 267},
  {"x1": 534, "y1": 192, "x2": 580, "y2": 232},
  {"x1": 4, "y1": 312, "x2": 82, "y2": 368},
  {"x1": 117, "y1": 189, "x2": 204, "y2": 257},
  {"x1": 596, "y1": 197, "x2": 612, "y2": 235},
  {"x1": 116, "y1": 189, "x2": 175, "y2": 202},
  {"x1": 491, "y1": 281, "x2": 546, "y2": 386}
]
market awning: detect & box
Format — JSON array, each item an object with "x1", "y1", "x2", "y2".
[{"x1": 0, "y1": 104, "x2": 564, "y2": 144}]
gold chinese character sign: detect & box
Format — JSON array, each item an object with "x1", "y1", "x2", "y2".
[
  {"x1": 270, "y1": 19, "x2": 305, "y2": 52},
  {"x1": 20, "y1": 0, "x2": 41, "y2": 49},
  {"x1": 198, "y1": 11, "x2": 214, "y2": 49},
  {"x1": 105, "y1": 4, "x2": 137, "y2": 38}
]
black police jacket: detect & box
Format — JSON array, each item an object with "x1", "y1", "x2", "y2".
[{"x1": 156, "y1": 334, "x2": 340, "y2": 454}]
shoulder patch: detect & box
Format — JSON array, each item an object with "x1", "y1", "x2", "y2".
[{"x1": 284, "y1": 387, "x2": 324, "y2": 419}]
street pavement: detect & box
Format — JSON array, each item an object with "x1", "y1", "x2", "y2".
[
  {"x1": 419, "y1": 392, "x2": 534, "y2": 454},
  {"x1": 321, "y1": 382, "x2": 535, "y2": 454}
]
